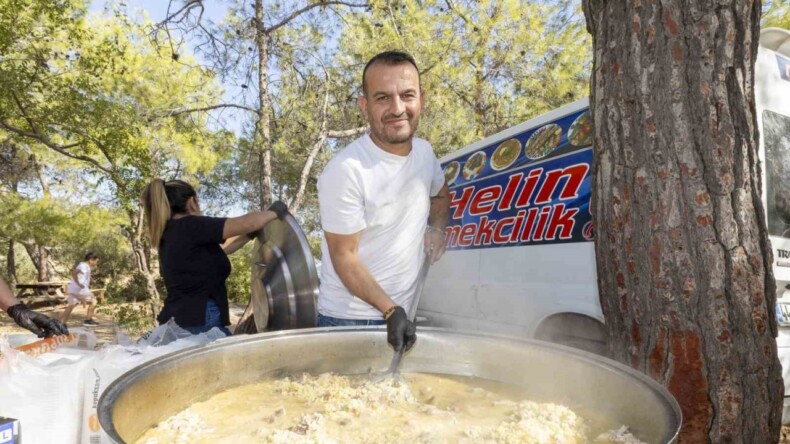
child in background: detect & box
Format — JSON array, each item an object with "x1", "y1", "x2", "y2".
[{"x1": 60, "y1": 253, "x2": 99, "y2": 327}]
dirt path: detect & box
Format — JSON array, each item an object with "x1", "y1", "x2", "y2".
[
  {"x1": 0, "y1": 300, "x2": 118, "y2": 346},
  {"x1": 1, "y1": 300, "x2": 251, "y2": 347}
]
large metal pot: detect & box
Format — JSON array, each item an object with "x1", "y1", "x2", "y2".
[{"x1": 99, "y1": 328, "x2": 681, "y2": 443}]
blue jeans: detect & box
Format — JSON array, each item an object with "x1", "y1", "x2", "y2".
[
  {"x1": 317, "y1": 313, "x2": 385, "y2": 327},
  {"x1": 184, "y1": 299, "x2": 232, "y2": 336}
]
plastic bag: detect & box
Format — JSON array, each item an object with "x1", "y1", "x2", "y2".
[
  {"x1": 0, "y1": 328, "x2": 98, "y2": 444},
  {"x1": 80, "y1": 320, "x2": 226, "y2": 444},
  {"x1": 0, "y1": 320, "x2": 226, "y2": 444}
]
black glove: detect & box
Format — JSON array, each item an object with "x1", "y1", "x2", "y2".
[
  {"x1": 386, "y1": 306, "x2": 417, "y2": 352},
  {"x1": 7, "y1": 303, "x2": 69, "y2": 338},
  {"x1": 268, "y1": 200, "x2": 290, "y2": 220}
]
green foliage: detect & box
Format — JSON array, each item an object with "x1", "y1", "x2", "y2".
[
  {"x1": 226, "y1": 244, "x2": 253, "y2": 304},
  {"x1": 97, "y1": 303, "x2": 156, "y2": 336},
  {"x1": 337, "y1": 0, "x2": 591, "y2": 156},
  {"x1": 1, "y1": 0, "x2": 593, "y2": 314},
  {"x1": 0, "y1": 1, "x2": 235, "y2": 299},
  {"x1": 106, "y1": 272, "x2": 166, "y2": 303},
  {"x1": 764, "y1": 0, "x2": 790, "y2": 29}
]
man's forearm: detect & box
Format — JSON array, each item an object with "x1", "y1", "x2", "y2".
[
  {"x1": 333, "y1": 254, "x2": 394, "y2": 314},
  {"x1": 429, "y1": 186, "x2": 450, "y2": 230}
]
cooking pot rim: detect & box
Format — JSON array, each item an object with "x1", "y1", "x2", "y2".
[{"x1": 98, "y1": 326, "x2": 681, "y2": 443}]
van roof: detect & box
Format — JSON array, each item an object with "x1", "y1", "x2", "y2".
[
  {"x1": 761, "y1": 27, "x2": 790, "y2": 57},
  {"x1": 440, "y1": 98, "x2": 589, "y2": 162}
]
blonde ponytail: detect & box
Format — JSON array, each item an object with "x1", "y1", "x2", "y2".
[{"x1": 141, "y1": 179, "x2": 171, "y2": 248}]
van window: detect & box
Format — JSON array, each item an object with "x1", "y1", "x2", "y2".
[{"x1": 764, "y1": 110, "x2": 790, "y2": 238}]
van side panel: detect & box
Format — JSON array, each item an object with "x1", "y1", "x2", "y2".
[
  {"x1": 420, "y1": 101, "x2": 602, "y2": 337},
  {"x1": 757, "y1": 35, "x2": 790, "y2": 285}
]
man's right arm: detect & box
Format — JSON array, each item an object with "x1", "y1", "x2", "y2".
[
  {"x1": 75, "y1": 266, "x2": 87, "y2": 289},
  {"x1": 1, "y1": 277, "x2": 69, "y2": 337},
  {"x1": 324, "y1": 230, "x2": 395, "y2": 315}
]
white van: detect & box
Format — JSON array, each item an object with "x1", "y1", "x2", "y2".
[{"x1": 420, "y1": 27, "x2": 790, "y2": 414}]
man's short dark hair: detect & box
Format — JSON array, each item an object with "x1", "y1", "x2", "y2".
[
  {"x1": 85, "y1": 252, "x2": 99, "y2": 261},
  {"x1": 362, "y1": 50, "x2": 420, "y2": 96}
]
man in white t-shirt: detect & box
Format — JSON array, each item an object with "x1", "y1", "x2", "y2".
[
  {"x1": 60, "y1": 252, "x2": 100, "y2": 327},
  {"x1": 317, "y1": 51, "x2": 450, "y2": 352}
]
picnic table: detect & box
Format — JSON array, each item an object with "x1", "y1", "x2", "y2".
[
  {"x1": 14, "y1": 281, "x2": 69, "y2": 307},
  {"x1": 15, "y1": 281, "x2": 69, "y2": 298},
  {"x1": 15, "y1": 282, "x2": 108, "y2": 305}
]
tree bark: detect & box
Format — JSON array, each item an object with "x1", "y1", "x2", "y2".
[
  {"x1": 129, "y1": 204, "x2": 160, "y2": 316},
  {"x1": 255, "y1": 0, "x2": 273, "y2": 210},
  {"x1": 32, "y1": 154, "x2": 51, "y2": 282},
  {"x1": 6, "y1": 239, "x2": 16, "y2": 287},
  {"x1": 22, "y1": 242, "x2": 40, "y2": 277},
  {"x1": 583, "y1": 1, "x2": 783, "y2": 442},
  {"x1": 37, "y1": 245, "x2": 49, "y2": 282}
]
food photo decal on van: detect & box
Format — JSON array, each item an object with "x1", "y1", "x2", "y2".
[
  {"x1": 463, "y1": 151, "x2": 487, "y2": 180},
  {"x1": 441, "y1": 108, "x2": 593, "y2": 251},
  {"x1": 444, "y1": 161, "x2": 461, "y2": 186},
  {"x1": 524, "y1": 124, "x2": 562, "y2": 160},
  {"x1": 491, "y1": 138, "x2": 522, "y2": 171},
  {"x1": 568, "y1": 111, "x2": 593, "y2": 147}
]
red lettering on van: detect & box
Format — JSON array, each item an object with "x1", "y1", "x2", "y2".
[
  {"x1": 497, "y1": 173, "x2": 524, "y2": 211},
  {"x1": 534, "y1": 164, "x2": 589, "y2": 204},
  {"x1": 515, "y1": 168, "x2": 543, "y2": 208},
  {"x1": 544, "y1": 204, "x2": 579, "y2": 240},
  {"x1": 445, "y1": 225, "x2": 463, "y2": 248},
  {"x1": 449, "y1": 187, "x2": 474, "y2": 219},
  {"x1": 494, "y1": 217, "x2": 516, "y2": 244},
  {"x1": 459, "y1": 223, "x2": 476, "y2": 246},
  {"x1": 474, "y1": 216, "x2": 496, "y2": 245},
  {"x1": 469, "y1": 186, "x2": 502, "y2": 216}
]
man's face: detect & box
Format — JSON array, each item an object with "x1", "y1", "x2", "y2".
[
  {"x1": 358, "y1": 62, "x2": 424, "y2": 150},
  {"x1": 89, "y1": 259, "x2": 99, "y2": 267}
]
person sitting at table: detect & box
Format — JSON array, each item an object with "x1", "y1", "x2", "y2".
[
  {"x1": 1, "y1": 276, "x2": 69, "y2": 337},
  {"x1": 60, "y1": 253, "x2": 100, "y2": 327}
]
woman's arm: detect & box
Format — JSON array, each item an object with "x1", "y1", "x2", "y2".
[
  {"x1": 222, "y1": 201, "x2": 290, "y2": 240},
  {"x1": 223, "y1": 211, "x2": 277, "y2": 239},
  {"x1": 222, "y1": 235, "x2": 251, "y2": 255}
]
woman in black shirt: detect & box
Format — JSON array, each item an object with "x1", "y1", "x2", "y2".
[{"x1": 141, "y1": 179, "x2": 287, "y2": 335}]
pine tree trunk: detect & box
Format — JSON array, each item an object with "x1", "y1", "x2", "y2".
[
  {"x1": 37, "y1": 245, "x2": 49, "y2": 282},
  {"x1": 583, "y1": 1, "x2": 783, "y2": 442},
  {"x1": 129, "y1": 205, "x2": 160, "y2": 316},
  {"x1": 6, "y1": 239, "x2": 16, "y2": 287},
  {"x1": 255, "y1": 0, "x2": 273, "y2": 210}
]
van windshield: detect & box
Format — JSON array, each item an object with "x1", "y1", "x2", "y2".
[{"x1": 764, "y1": 110, "x2": 790, "y2": 238}]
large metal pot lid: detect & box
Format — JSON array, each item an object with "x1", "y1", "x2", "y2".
[{"x1": 250, "y1": 213, "x2": 318, "y2": 332}]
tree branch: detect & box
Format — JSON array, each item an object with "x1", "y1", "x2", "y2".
[
  {"x1": 265, "y1": 1, "x2": 369, "y2": 35},
  {"x1": 155, "y1": 0, "x2": 204, "y2": 29},
  {"x1": 159, "y1": 103, "x2": 258, "y2": 117},
  {"x1": 290, "y1": 84, "x2": 331, "y2": 212},
  {"x1": 326, "y1": 125, "x2": 368, "y2": 138},
  {"x1": 0, "y1": 119, "x2": 114, "y2": 176}
]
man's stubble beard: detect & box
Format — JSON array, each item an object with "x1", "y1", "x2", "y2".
[{"x1": 376, "y1": 115, "x2": 420, "y2": 145}]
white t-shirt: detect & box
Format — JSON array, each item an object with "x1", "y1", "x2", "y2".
[
  {"x1": 317, "y1": 134, "x2": 445, "y2": 320},
  {"x1": 67, "y1": 262, "x2": 91, "y2": 296}
]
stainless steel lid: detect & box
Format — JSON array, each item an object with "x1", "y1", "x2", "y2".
[{"x1": 250, "y1": 214, "x2": 318, "y2": 331}]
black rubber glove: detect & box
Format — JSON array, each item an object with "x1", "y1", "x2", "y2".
[
  {"x1": 386, "y1": 306, "x2": 417, "y2": 352},
  {"x1": 268, "y1": 201, "x2": 289, "y2": 219},
  {"x1": 7, "y1": 303, "x2": 69, "y2": 338}
]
